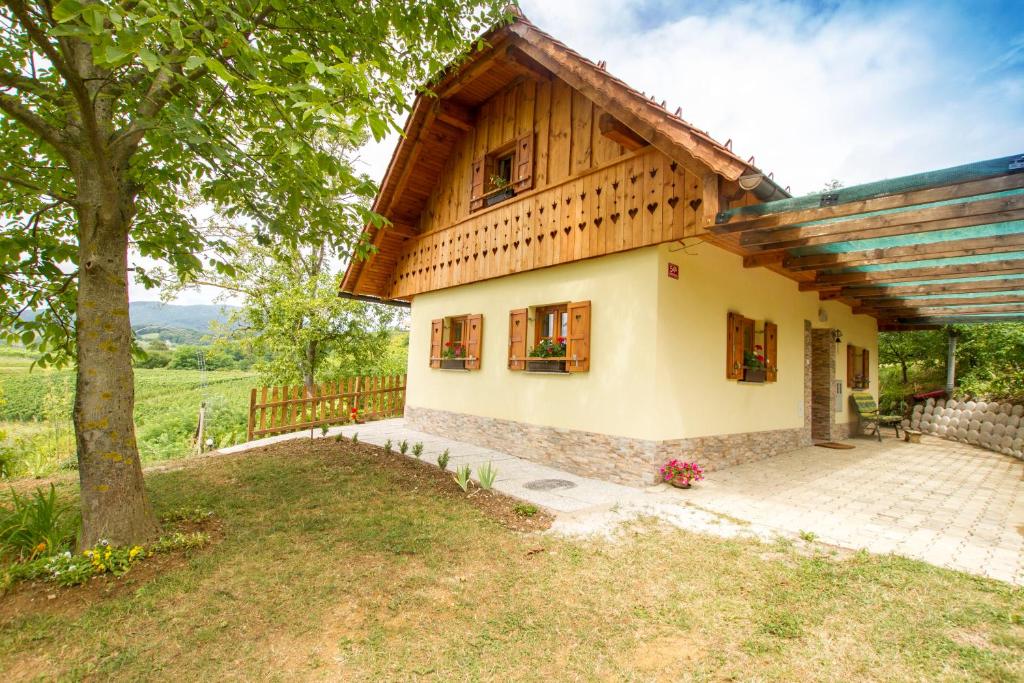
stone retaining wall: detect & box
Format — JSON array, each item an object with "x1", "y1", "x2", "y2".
[
  {"x1": 906, "y1": 398, "x2": 1024, "y2": 460},
  {"x1": 405, "y1": 405, "x2": 812, "y2": 486}
]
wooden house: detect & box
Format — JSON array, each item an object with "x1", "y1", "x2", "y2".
[{"x1": 340, "y1": 12, "x2": 883, "y2": 485}]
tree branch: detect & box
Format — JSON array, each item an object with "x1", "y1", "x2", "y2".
[
  {"x1": 0, "y1": 174, "x2": 75, "y2": 203},
  {"x1": 0, "y1": 90, "x2": 73, "y2": 156}
]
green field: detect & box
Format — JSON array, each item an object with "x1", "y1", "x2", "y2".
[{"x1": 0, "y1": 347, "x2": 256, "y2": 478}]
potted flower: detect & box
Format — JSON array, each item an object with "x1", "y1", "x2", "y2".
[
  {"x1": 485, "y1": 175, "x2": 515, "y2": 207},
  {"x1": 659, "y1": 459, "x2": 704, "y2": 489},
  {"x1": 743, "y1": 345, "x2": 766, "y2": 383},
  {"x1": 526, "y1": 336, "x2": 566, "y2": 373},
  {"x1": 350, "y1": 406, "x2": 364, "y2": 424},
  {"x1": 441, "y1": 340, "x2": 467, "y2": 369}
]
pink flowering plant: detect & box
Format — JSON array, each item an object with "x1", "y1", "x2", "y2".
[
  {"x1": 442, "y1": 340, "x2": 466, "y2": 359},
  {"x1": 659, "y1": 459, "x2": 704, "y2": 486}
]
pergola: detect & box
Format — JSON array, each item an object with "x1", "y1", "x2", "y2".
[{"x1": 710, "y1": 154, "x2": 1024, "y2": 331}]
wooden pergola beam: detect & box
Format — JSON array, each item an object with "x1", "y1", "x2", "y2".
[
  {"x1": 782, "y1": 233, "x2": 1024, "y2": 271},
  {"x1": 861, "y1": 293, "x2": 1024, "y2": 309},
  {"x1": 851, "y1": 303, "x2": 1024, "y2": 317},
  {"x1": 712, "y1": 172, "x2": 1024, "y2": 235},
  {"x1": 740, "y1": 193, "x2": 1024, "y2": 249},
  {"x1": 855, "y1": 303, "x2": 1024, "y2": 316},
  {"x1": 843, "y1": 277, "x2": 1024, "y2": 299},
  {"x1": 799, "y1": 259, "x2": 1024, "y2": 290}
]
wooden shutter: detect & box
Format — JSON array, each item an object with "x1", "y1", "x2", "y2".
[
  {"x1": 470, "y1": 155, "x2": 485, "y2": 211},
  {"x1": 764, "y1": 321, "x2": 778, "y2": 382},
  {"x1": 430, "y1": 319, "x2": 443, "y2": 369},
  {"x1": 566, "y1": 300, "x2": 591, "y2": 373},
  {"x1": 508, "y1": 308, "x2": 527, "y2": 370},
  {"x1": 464, "y1": 314, "x2": 483, "y2": 370},
  {"x1": 846, "y1": 343, "x2": 855, "y2": 387},
  {"x1": 726, "y1": 312, "x2": 744, "y2": 379},
  {"x1": 861, "y1": 347, "x2": 870, "y2": 389},
  {"x1": 512, "y1": 132, "x2": 534, "y2": 191}
]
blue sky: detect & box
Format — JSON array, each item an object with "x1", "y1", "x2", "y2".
[{"x1": 146, "y1": 0, "x2": 1024, "y2": 305}]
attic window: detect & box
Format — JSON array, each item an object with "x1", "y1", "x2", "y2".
[{"x1": 470, "y1": 133, "x2": 534, "y2": 212}]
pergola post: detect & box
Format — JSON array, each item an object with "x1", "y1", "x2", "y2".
[{"x1": 945, "y1": 327, "x2": 958, "y2": 397}]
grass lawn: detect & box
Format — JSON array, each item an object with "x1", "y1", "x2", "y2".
[{"x1": 1, "y1": 439, "x2": 1022, "y2": 681}]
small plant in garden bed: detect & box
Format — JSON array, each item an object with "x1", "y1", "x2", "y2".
[
  {"x1": 478, "y1": 462, "x2": 497, "y2": 490},
  {"x1": 399, "y1": 439, "x2": 408, "y2": 455},
  {"x1": 513, "y1": 503, "x2": 538, "y2": 518},
  {"x1": 454, "y1": 465, "x2": 472, "y2": 492},
  {"x1": 412, "y1": 442, "x2": 424, "y2": 458},
  {"x1": 0, "y1": 484, "x2": 76, "y2": 562},
  {"x1": 659, "y1": 459, "x2": 704, "y2": 488},
  {"x1": 384, "y1": 439, "x2": 392, "y2": 454},
  {"x1": 159, "y1": 507, "x2": 214, "y2": 524},
  {"x1": 351, "y1": 432, "x2": 359, "y2": 445},
  {"x1": 437, "y1": 449, "x2": 450, "y2": 470}
]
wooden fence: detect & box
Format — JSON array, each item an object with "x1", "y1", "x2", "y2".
[{"x1": 246, "y1": 375, "x2": 406, "y2": 440}]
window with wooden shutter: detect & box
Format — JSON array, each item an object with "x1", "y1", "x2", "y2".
[
  {"x1": 508, "y1": 308, "x2": 528, "y2": 370},
  {"x1": 430, "y1": 319, "x2": 443, "y2": 369},
  {"x1": 764, "y1": 321, "x2": 778, "y2": 382},
  {"x1": 846, "y1": 343, "x2": 869, "y2": 389},
  {"x1": 727, "y1": 312, "x2": 778, "y2": 383},
  {"x1": 566, "y1": 300, "x2": 591, "y2": 373},
  {"x1": 847, "y1": 343, "x2": 855, "y2": 388},
  {"x1": 464, "y1": 314, "x2": 483, "y2": 370},
  {"x1": 726, "y1": 312, "x2": 744, "y2": 380},
  {"x1": 470, "y1": 155, "x2": 485, "y2": 211},
  {"x1": 512, "y1": 132, "x2": 534, "y2": 191}
]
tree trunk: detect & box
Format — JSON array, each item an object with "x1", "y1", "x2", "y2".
[
  {"x1": 73, "y1": 168, "x2": 159, "y2": 548},
  {"x1": 900, "y1": 360, "x2": 909, "y2": 384},
  {"x1": 303, "y1": 339, "x2": 318, "y2": 397}
]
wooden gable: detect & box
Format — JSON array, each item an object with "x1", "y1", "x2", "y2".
[{"x1": 341, "y1": 11, "x2": 780, "y2": 301}]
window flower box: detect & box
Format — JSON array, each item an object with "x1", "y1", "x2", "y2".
[
  {"x1": 526, "y1": 359, "x2": 566, "y2": 373},
  {"x1": 484, "y1": 186, "x2": 515, "y2": 207},
  {"x1": 441, "y1": 358, "x2": 467, "y2": 370},
  {"x1": 742, "y1": 367, "x2": 766, "y2": 383}
]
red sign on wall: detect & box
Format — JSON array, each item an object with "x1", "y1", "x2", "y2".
[{"x1": 667, "y1": 262, "x2": 679, "y2": 279}]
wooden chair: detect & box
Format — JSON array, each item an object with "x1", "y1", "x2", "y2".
[{"x1": 851, "y1": 392, "x2": 903, "y2": 441}]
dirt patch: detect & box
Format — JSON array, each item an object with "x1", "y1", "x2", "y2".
[{"x1": 0, "y1": 516, "x2": 223, "y2": 624}]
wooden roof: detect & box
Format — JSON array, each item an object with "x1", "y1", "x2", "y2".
[{"x1": 340, "y1": 10, "x2": 770, "y2": 299}]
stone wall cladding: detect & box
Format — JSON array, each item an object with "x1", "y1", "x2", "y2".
[
  {"x1": 811, "y1": 329, "x2": 836, "y2": 442},
  {"x1": 406, "y1": 405, "x2": 813, "y2": 486}
]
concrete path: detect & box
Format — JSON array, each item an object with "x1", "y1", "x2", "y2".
[{"x1": 219, "y1": 420, "x2": 1024, "y2": 585}]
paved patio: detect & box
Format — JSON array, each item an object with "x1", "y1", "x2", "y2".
[{"x1": 221, "y1": 420, "x2": 1024, "y2": 585}]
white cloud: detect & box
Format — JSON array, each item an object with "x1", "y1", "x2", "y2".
[{"x1": 518, "y1": 0, "x2": 1024, "y2": 193}]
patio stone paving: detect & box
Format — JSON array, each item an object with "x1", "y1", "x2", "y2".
[{"x1": 221, "y1": 421, "x2": 1024, "y2": 585}]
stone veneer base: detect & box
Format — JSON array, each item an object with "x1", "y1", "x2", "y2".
[{"x1": 405, "y1": 405, "x2": 814, "y2": 487}]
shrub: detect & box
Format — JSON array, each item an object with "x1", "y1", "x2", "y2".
[
  {"x1": 478, "y1": 462, "x2": 497, "y2": 490},
  {"x1": 453, "y1": 465, "x2": 472, "y2": 492},
  {"x1": 351, "y1": 432, "x2": 359, "y2": 444},
  {"x1": 412, "y1": 442, "x2": 424, "y2": 458},
  {"x1": 437, "y1": 449, "x2": 450, "y2": 470},
  {"x1": 0, "y1": 485, "x2": 76, "y2": 561},
  {"x1": 513, "y1": 503, "x2": 538, "y2": 517},
  {"x1": 399, "y1": 439, "x2": 408, "y2": 455},
  {"x1": 384, "y1": 439, "x2": 393, "y2": 454}
]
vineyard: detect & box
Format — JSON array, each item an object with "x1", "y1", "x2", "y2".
[{"x1": 0, "y1": 347, "x2": 256, "y2": 478}]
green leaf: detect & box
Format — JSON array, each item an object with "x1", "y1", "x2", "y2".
[
  {"x1": 139, "y1": 48, "x2": 160, "y2": 72},
  {"x1": 184, "y1": 54, "x2": 204, "y2": 71},
  {"x1": 282, "y1": 51, "x2": 312, "y2": 64},
  {"x1": 204, "y1": 58, "x2": 235, "y2": 82},
  {"x1": 52, "y1": 0, "x2": 85, "y2": 22}
]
